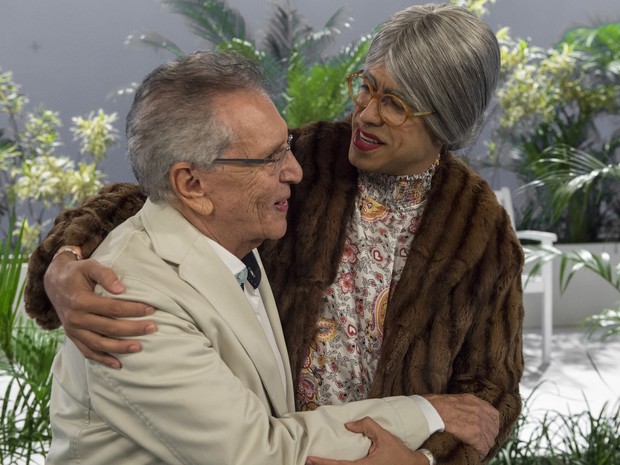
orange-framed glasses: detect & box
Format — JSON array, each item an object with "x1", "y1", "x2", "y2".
[{"x1": 346, "y1": 71, "x2": 435, "y2": 126}]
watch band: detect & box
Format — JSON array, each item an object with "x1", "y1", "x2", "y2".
[
  {"x1": 52, "y1": 245, "x2": 83, "y2": 262},
  {"x1": 417, "y1": 448, "x2": 436, "y2": 465}
]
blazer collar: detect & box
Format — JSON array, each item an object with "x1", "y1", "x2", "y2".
[{"x1": 140, "y1": 199, "x2": 293, "y2": 415}]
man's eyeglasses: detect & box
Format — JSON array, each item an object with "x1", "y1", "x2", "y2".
[
  {"x1": 212, "y1": 134, "x2": 293, "y2": 175},
  {"x1": 345, "y1": 72, "x2": 435, "y2": 127}
]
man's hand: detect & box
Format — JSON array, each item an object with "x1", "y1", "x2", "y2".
[
  {"x1": 305, "y1": 417, "x2": 427, "y2": 465},
  {"x1": 424, "y1": 393, "x2": 500, "y2": 458},
  {"x1": 45, "y1": 253, "x2": 157, "y2": 368}
]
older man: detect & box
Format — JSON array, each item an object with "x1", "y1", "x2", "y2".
[{"x1": 45, "y1": 51, "x2": 497, "y2": 465}]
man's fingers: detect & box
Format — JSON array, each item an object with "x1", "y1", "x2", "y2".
[
  {"x1": 90, "y1": 310, "x2": 157, "y2": 337},
  {"x1": 72, "y1": 338, "x2": 122, "y2": 370},
  {"x1": 345, "y1": 417, "x2": 380, "y2": 436},
  {"x1": 306, "y1": 458, "x2": 343, "y2": 465},
  {"x1": 61, "y1": 292, "x2": 155, "y2": 329},
  {"x1": 71, "y1": 325, "x2": 146, "y2": 356},
  {"x1": 83, "y1": 260, "x2": 125, "y2": 294},
  {"x1": 69, "y1": 311, "x2": 156, "y2": 341}
]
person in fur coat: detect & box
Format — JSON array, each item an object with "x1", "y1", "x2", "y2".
[{"x1": 24, "y1": 4, "x2": 523, "y2": 465}]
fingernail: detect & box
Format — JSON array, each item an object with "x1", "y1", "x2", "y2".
[
  {"x1": 110, "y1": 280, "x2": 124, "y2": 293},
  {"x1": 108, "y1": 361, "x2": 121, "y2": 369},
  {"x1": 145, "y1": 324, "x2": 157, "y2": 334},
  {"x1": 127, "y1": 344, "x2": 141, "y2": 353},
  {"x1": 144, "y1": 306, "x2": 155, "y2": 315}
]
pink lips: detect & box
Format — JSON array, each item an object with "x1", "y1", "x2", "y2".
[
  {"x1": 274, "y1": 199, "x2": 289, "y2": 213},
  {"x1": 353, "y1": 128, "x2": 385, "y2": 152}
]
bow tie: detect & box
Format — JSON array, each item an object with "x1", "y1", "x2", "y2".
[{"x1": 235, "y1": 252, "x2": 261, "y2": 290}]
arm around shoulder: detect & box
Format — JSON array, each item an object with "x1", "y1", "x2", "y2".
[{"x1": 24, "y1": 182, "x2": 145, "y2": 328}]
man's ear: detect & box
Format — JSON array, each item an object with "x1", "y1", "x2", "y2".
[{"x1": 169, "y1": 162, "x2": 213, "y2": 216}]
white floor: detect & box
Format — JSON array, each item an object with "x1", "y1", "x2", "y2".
[{"x1": 520, "y1": 326, "x2": 620, "y2": 428}]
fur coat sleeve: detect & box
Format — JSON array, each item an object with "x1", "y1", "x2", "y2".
[{"x1": 24, "y1": 183, "x2": 146, "y2": 328}]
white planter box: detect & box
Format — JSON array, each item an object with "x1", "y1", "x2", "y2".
[{"x1": 523, "y1": 242, "x2": 620, "y2": 329}]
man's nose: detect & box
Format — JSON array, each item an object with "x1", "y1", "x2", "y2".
[{"x1": 280, "y1": 150, "x2": 303, "y2": 184}]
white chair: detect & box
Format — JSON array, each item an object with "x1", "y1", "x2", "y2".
[{"x1": 494, "y1": 187, "x2": 558, "y2": 365}]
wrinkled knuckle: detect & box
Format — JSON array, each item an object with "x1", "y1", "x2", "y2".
[
  {"x1": 108, "y1": 302, "x2": 126, "y2": 319},
  {"x1": 62, "y1": 306, "x2": 82, "y2": 327},
  {"x1": 102, "y1": 321, "x2": 122, "y2": 337},
  {"x1": 83, "y1": 334, "x2": 105, "y2": 352}
]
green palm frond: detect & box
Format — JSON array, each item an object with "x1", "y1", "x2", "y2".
[
  {"x1": 162, "y1": 0, "x2": 248, "y2": 47},
  {"x1": 527, "y1": 145, "x2": 620, "y2": 224},
  {"x1": 1, "y1": 316, "x2": 62, "y2": 461},
  {"x1": 559, "y1": 248, "x2": 620, "y2": 293},
  {"x1": 522, "y1": 143, "x2": 620, "y2": 243},
  {"x1": 585, "y1": 306, "x2": 620, "y2": 340},
  {"x1": 293, "y1": 8, "x2": 350, "y2": 65},
  {"x1": 562, "y1": 21, "x2": 620, "y2": 80},
  {"x1": 125, "y1": 32, "x2": 186, "y2": 57},
  {"x1": 0, "y1": 214, "x2": 24, "y2": 359},
  {"x1": 0, "y1": 212, "x2": 62, "y2": 461},
  {"x1": 262, "y1": 2, "x2": 311, "y2": 64},
  {"x1": 521, "y1": 244, "x2": 561, "y2": 287},
  {"x1": 283, "y1": 35, "x2": 371, "y2": 127}
]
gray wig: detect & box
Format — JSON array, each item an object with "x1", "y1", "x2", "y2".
[
  {"x1": 126, "y1": 50, "x2": 267, "y2": 203},
  {"x1": 365, "y1": 3, "x2": 500, "y2": 151}
]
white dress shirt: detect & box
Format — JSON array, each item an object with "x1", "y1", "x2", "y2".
[{"x1": 206, "y1": 238, "x2": 287, "y2": 394}]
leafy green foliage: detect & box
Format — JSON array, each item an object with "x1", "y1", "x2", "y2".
[
  {"x1": 558, "y1": 248, "x2": 620, "y2": 341},
  {"x1": 122, "y1": 0, "x2": 367, "y2": 122},
  {"x1": 524, "y1": 146, "x2": 620, "y2": 242},
  {"x1": 491, "y1": 22, "x2": 620, "y2": 242},
  {"x1": 0, "y1": 69, "x2": 119, "y2": 252},
  {"x1": 283, "y1": 36, "x2": 371, "y2": 127},
  {"x1": 165, "y1": 0, "x2": 247, "y2": 47},
  {"x1": 491, "y1": 399, "x2": 620, "y2": 465},
  {"x1": 522, "y1": 243, "x2": 620, "y2": 342},
  {"x1": 0, "y1": 214, "x2": 63, "y2": 463}
]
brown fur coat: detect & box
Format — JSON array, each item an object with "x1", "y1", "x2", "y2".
[{"x1": 25, "y1": 119, "x2": 524, "y2": 464}]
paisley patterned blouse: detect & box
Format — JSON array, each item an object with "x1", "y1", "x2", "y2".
[{"x1": 296, "y1": 157, "x2": 440, "y2": 410}]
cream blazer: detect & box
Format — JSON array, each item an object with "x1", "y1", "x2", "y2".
[{"x1": 47, "y1": 199, "x2": 431, "y2": 465}]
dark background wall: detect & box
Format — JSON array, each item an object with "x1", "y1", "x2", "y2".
[{"x1": 2, "y1": 0, "x2": 619, "y2": 184}]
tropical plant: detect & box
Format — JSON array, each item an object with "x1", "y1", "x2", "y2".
[
  {"x1": 490, "y1": 398, "x2": 620, "y2": 465},
  {"x1": 123, "y1": 0, "x2": 498, "y2": 127},
  {"x1": 124, "y1": 0, "x2": 371, "y2": 126},
  {"x1": 520, "y1": 241, "x2": 620, "y2": 341},
  {"x1": 559, "y1": 248, "x2": 620, "y2": 341},
  {"x1": 519, "y1": 145, "x2": 620, "y2": 340},
  {"x1": 0, "y1": 214, "x2": 63, "y2": 463},
  {"x1": 0, "y1": 68, "x2": 119, "y2": 253},
  {"x1": 486, "y1": 21, "x2": 620, "y2": 243},
  {"x1": 526, "y1": 147, "x2": 620, "y2": 241}
]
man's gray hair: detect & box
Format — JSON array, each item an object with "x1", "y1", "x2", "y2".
[
  {"x1": 126, "y1": 50, "x2": 268, "y2": 203},
  {"x1": 365, "y1": 3, "x2": 500, "y2": 151}
]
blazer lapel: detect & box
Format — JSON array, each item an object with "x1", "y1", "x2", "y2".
[
  {"x1": 141, "y1": 200, "x2": 290, "y2": 415},
  {"x1": 254, "y1": 254, "x2": 296, "y2": 412}
]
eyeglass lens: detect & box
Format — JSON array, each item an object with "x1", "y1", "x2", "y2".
[{"x1": 348, "y1": 75, "x2": 410, "y2": 126}]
